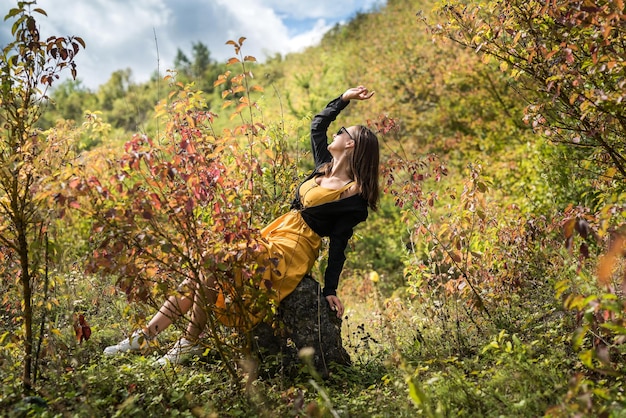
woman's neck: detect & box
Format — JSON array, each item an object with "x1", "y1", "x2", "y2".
[{"x1": 329, "y1": 157, "x2": 352, "y2": 182}]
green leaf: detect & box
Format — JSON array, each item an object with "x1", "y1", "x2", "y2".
[
  {"x1": 572, "y1": 326, "x2": 587, "y2": 351},
  {"x1": 579, "y1": 348, "x2": 595, "y2": 368},
  {"x1": 5, "y1": 8, "x2": 21, "y2": 20},
  {"x1": 408, "y1": 378, "x2": 428, "y2": 406},
  {"x1": 600, "y1": 323, "x2": 626, "y2": 335}
]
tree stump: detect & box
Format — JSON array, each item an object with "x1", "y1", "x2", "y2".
[{"x1": 250, "y1": 274, "x2": 350, "y2": 378}]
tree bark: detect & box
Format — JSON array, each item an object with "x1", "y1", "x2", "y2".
[
  {"x1": 250, "y1": 274, "x2": 351, "y2": 378},
  {"x1": 19, "y1": 228, "x2": 33, "y2": 392}
]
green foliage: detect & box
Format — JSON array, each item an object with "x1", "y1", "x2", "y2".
[
  {"x1": 433, "y1": 0, "x2": 626, "y2": 185},
  {"x1": 173, "y1": 41, "x2": 226, "y2": 95},
  {"x1": 40, "y1": 68, "x2": 166, "y2": 142},
  {"x1": 0, "y1": 0, "x2": 84, "y2": 392},
  {"x1": 56, "y1": 39, "x2": 298, "y2": 376},
  {"x1": 4, "y1": 0, "x2": 626, "y2": 415},
  {"x1": 38, "y1": 79, "x2": 97, "y2": 128}
]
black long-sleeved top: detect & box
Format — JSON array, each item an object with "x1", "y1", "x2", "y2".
[{"x1": 290, "y1": 95, "x2": 369, "y2": 297}]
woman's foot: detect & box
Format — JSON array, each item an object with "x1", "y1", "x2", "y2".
[
  {"x1": 103, "y1": 330, "x2": 154, "y2": 355},
  {"x1": 155, "y1": 338, "x2": 203, "y2": 366}
]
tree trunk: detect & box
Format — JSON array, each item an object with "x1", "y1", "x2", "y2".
[
  {"x1": 19, "y1": 229, "x2": 33, "y2": 392},
  {"x1": 250, "y1": 274, "x2": 351, "y2": 378}
]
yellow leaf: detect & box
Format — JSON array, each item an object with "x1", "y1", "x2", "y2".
[
  {"x1": 598, "y1": 235, "x2": 624, "y2": 287},
  {"x1": 264, "y1": 149, "x2": 275, "y2": 159},
  {"x1": 563, "y1": 218, "x2": 576, "y2": 239},
  {"x1": 604, "y1": 167, "x2": 617, "y2": 179},
  {"x1": 564, "y1": 294, "x2": 584, "y2": 310}
]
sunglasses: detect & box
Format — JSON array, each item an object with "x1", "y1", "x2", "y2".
[{"x1": 337, "y1": 126, "x2": 354, "y2": 141}]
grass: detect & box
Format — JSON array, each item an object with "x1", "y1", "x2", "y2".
[{"x1": 0, "y1": 265, "x2": 597, "y2": 417}]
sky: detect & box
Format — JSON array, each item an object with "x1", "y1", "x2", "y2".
[{"x1": 0, "y1": 0, "x2": 386, "y2": 90}]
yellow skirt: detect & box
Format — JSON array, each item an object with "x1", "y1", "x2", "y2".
[{"x1": 215, "y1": 210, "x2": 321, "y2": 328}]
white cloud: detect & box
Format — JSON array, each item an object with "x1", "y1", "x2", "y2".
[
  {"x1": 262, "y1": 0, "x2": 382, "y2": 19},
  {"x1": 0, "y1": 0, "x2": 385, "y2": 90}
]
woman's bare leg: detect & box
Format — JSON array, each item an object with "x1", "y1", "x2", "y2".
[
  {"x1": 144, "y1": 278, "x2": 195, "y2": 337},
  {"x1": 185, "y1": 274, "x2": 217, "y2": 341}
]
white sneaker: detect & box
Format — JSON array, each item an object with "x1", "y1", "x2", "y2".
[
  {"x1": 103, "y1": 330, "x2": 153, "y2": 355},
  {"x1": 155, "y1": 338, "x2": 203, "y2": 366}
]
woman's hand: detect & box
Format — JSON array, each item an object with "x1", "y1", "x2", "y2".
[
  {"x1": 325, "y1": 295, "x2": 344, "y2": 318},
  {"x1": 341, "y1": 85, "x2": 375, "y2": 102}
]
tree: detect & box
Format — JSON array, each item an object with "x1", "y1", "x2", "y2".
[
  {"x1": 191, "y1": 41, "x2": 212, "y2": 80},
  {"x1": 173, "y1": 41, "x2": 221, "y2": 94},
  {"x1": 0, "y1": 1, "x2": 83, "y2": 391},
  {"x1": 64, "y1": 39, "x2": 296, "y2": 377},
  {"x1": 431, "y1": 0, "x2": 626, "y2": 185},
  {"x1": 38, "y1": 79, "x2": 98, "y2": 129},
  {"x1": 96, "y1": 68, "x2": 132, "y2": 111},
  {"x1": 173, "y1": 48, "x2": 191, "y2": 71}
]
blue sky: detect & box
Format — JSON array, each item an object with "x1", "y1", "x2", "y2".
[{"x1": 0, "y1": 0, "x2": 386, "y2": 90}]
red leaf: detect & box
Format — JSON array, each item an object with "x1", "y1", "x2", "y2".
[{"x1": 74, "y1": 314, "x2": 91, "y2": 343}]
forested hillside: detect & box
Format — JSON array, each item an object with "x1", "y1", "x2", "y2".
[{"x1": 2, "y1": 0, "x2": 625, "y2": 416}]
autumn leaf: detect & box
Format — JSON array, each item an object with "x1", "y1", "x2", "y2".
[{"x1": 598, "y1": 234, "x2": 625, "y2": 288}]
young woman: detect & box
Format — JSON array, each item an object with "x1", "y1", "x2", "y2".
[{"x1": 104, "y1": 85, "x2": 380, "y2": 365}]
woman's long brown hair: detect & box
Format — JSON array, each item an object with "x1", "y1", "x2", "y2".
[{"x1": 323, "y1": 125, "x2": 380, "y2": 211}]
